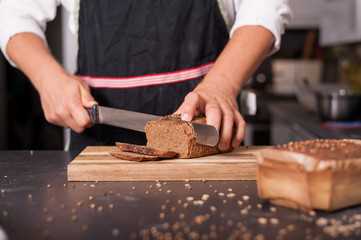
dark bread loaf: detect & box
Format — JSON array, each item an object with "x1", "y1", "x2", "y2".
[{"x1": 145, "y1": 114, "x2": 232, "y2": 158}]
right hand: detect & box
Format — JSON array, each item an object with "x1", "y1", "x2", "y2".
[{"x1": 38, "y1": 71, "x2": 97, "y2": 133}]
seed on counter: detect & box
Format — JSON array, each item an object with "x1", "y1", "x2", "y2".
[
  {"x1": 35, "y1": 224, "x2": 42, "y2": 232},
  {"x1": 81, "y1": 225, "x2": 88, "y2": 232},
  {"x1": 71, "y1": 208, "x2": 77, "y2": 214},
  {"x1": 183, "y1": 202, "x2": 189, "y2": 208},
  {"x1": 177, "y1": 199, "x2": 182, "y2": 205},
  {"x1": 209, "y1": 184, "x2": 213, "y2": 188},
  {"x1": 47, "y1": 184, "x2": 51, "y2": 188},
  {"x1": 145, "y1": 190, "x2": 149, "y2": 195},
  {"x1": 226, "y1": 193, "x2": 235, "y2": 198},
  {"x1": 132, "y1": 186, "x2": 136, "y2": 190},
  {"x1": 109, "y1": 203, "x2": 114, "y2": 209},
  {"x1": 270, "y1": 218, "x2": 280, "y2": 225},
  {"x1": 237, "y1": 200, "x2": 243, "y2": 206},
  {"x1": 269, "y1": 206, "x2": 277, "y2": 212},
  {"x1": 42, "y1": 230, "x2": 51, "y2": 238},
  {"x1": 242, "y1": 195, "x2": 250, "y2": 201},
  {"x1": 149, "y1": 185, "x2": 153, "y2": 189},
  {"x1": 179, "y1": 213, "x2": 185, "y2": 220},
  {"x1": 28, "y1": 194, "x2": 32, "y2": 199},
  {"x1": 163, "y1": 222, "x2": 170, "y2": 230},
  {"x1": 186, "y1": 196, "x2": 194, "y2": 201},
  {"x1": 43, "y1": 208, "x2": 48, "y2": 214},
  {"x1": 2, "y1": 210, "x2": 8, "y2": 217},
  {"x1": 97, "y1": 206, "x2": 103, "y2": 212},
  {"x1": 201, "y1": 194, "x2": 210, "y2": 201},
  {"x1": 167, "y1": 190, "x2": 172, "y2": 194},
  {"x1": 222, "y1": 199, "x2": 227, "y2": 204},
  {"x1": 90, "y1": 203, "x2": 96, "y2": 209},
  {"x1": 316, "y1": 217, "x2": 328, "y2": 227},
  {"x1": 240, "y1": 209, "x2": 248, "y2": 215},
  {"x1": 257, "y1": 217, "x2": 267, "y2": 224},
  {"x1": 161, "y1": 205, "x2": 166, "y2": 210},
  {"x1": 218, "y1": 192, "x2": 225, "y2": 197},
  {"x1": 112, "y1": 228, "x2": 119, "y2": 237},
  {"x1": 210, "y1": 206, "x2": 216, "y2": 212},
  {"x1": 228, "y1": 188, "x2": 233, "y2": 192},
  {"x1": 63, "y1": 183, "x2": 67, "y2": 188},
  {"x1": 71, "y1": 215, "x2": 78, "y2": 222},
  {"x1": 159, "y1": 212, "x2": 165, "y2": 219},
  {"x1": 46, "y1": 216, "x2": 53, "y2": 223},
  {"x1": 89, "y1": 184, "x2": 95, "y2": 188},
  {"x1": 88, "y1": 196, "x2": 93, "y2": 201},
  {"x1": 247, "y1": 204, "x2": 252, "y2": 210},
  {"x1": 1, "y1": 189, "x2": 4, "y2": 194},
  {"x1": 287, "y1": 224, "x2": 296, "y2": 231}
]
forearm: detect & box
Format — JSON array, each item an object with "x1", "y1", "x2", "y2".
[
  {"x1": 200, "y1": 25, "x2": 275, "y2": 97},
  {"x1": 6, "y1": 32, "x2": 67, "y2": 92}
]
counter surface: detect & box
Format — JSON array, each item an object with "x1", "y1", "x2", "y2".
[{"x1": 1, "y1": 150, "x2": 361, "y2": 240}]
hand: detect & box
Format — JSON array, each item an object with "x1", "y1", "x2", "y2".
[
  {"x1": 37, "y1": 71, "x2": 97, "y2": 133},
  {"x1": 176, "y1": 78, "x2": 246, "y2": 151}
]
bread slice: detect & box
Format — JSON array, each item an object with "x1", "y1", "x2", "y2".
[
  {"x1": 109, "y1": 151, "x2": 160, "y2": 162},
  {"x1": 256, "y1": 139, "x2": 361, "y2": 211},
  {"x1": 116, "y1": 142, "x2": 177, "y2": 158},
  {"x1": 145, "y1": 114, "x2": 232, "y2": 158}
]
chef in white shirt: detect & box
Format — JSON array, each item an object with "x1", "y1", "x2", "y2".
[{"x1": 0, "y1": 0, "x2": 292, "y2": 150}]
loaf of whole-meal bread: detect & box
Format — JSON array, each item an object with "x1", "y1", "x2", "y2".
[
  {"x1": 145, "y1": 114, "x2": 232, "y2": 158},
  {"x1": 257, "y1": 139, "x2": 361, "y2": 211}
]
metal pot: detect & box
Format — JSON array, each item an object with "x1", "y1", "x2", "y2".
[{"x1": 315, "y1": 89, "x2": 361, "y2": 121}]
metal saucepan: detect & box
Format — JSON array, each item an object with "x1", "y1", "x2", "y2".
[{"x1": 315, "y1": 89, "x2": 361, "y2": 121}]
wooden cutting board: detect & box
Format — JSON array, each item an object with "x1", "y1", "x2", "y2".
[{"x1": 67, "y1": 146, "x2": 271, "y2": 181}]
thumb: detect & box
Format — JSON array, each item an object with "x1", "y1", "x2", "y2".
[{"x1": 178, "y1": 92, "x2": 203, "y2": 122}]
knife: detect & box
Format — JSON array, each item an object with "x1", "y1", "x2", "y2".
[{"x1": 85, "y1": 105, "x2": 219, "y2": 147}]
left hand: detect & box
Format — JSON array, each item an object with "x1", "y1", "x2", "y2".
[{"x1": 176, "y1": 78, "x2": 246, "y2": 151}]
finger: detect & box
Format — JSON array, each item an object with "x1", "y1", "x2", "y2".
[
  {"x1": 79, "y1": 83, "x2": 98, "y2": 108},
  {"x1": 231, "y1": 111, "x2": 246, "y2": 148},
  {"x1": 179, "y1": 92, "x2": 203, "y2": 121},
  {"x1": 218, "y1": 105, "x2": 235, "y2": 151},
  {"x1": 204, "y1": 102, "x2": 222, "y2": 131}
]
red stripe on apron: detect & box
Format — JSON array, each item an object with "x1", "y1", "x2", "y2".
[{"x1": 78, "y1": 62, "x2": 214, "y2": 89}]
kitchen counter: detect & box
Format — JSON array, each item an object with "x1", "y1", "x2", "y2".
[
  {"x1": 1, "y1": 150, "x2": 361, "y2": 240},
  {"x1": 268, "y1": 101, "x2": 361, "y2": 144}
]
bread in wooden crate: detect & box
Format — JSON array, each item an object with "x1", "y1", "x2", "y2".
[
  {"x1": 145, "y1": 114, "x2": 232, "y2": 158},
  {"x1": 256, "y1": 139, "x2": 361, "y2": 211}
]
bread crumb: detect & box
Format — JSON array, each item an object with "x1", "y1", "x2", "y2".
[
  {"x1": 179, "y1": 213, "x2": 185, "y2": 220},
  {"x1": 210, "y1": 206, "x2": 217, "y2": 212},
  {"x1": 167, "y1": 190, "x2": 172, "y2": 194},
  {"x1": 257, "y1": 203, "x2": 262, "y2": 209},
  {"x1": 186, "y1": 196, "x2": 194, "y2": 201},
  {"x1": 240, "y1": 209, "x2": 248, "y2": 215},
  {"x1": 90, "y1": 184, "x2": 95, "y2": 188},
  {"x1": 237, "y1": 200, "x2": 243, "y2": 206},
  {"x1": 97, "y1": 206, "x2": 103, "y2": 212},
  {"x1": 109, "y1": 203, "x2": 114, "y2": 209},
  {"x1": 316, "y1": 217, "x2": 328, "y2": 227},
  {"x1": 201, "y1": 194, "x2": 210, "y2": 201},
  {"x1": 60, "y1": 204, "x2": 66, "y2": 209},
  {"x1": 46, "y1": 216, "x2": 53, "y2": 223},
  {"x1": 218, "y1": 192, "x2": 225, "y2": 197},
  {"x1": 88, "y1": 196, "x2": 93, "y2": 201},
  {"x1": 28, "y1": 194, "x2": 32, "y2": 199},
  {"x1": 43, "y1": 208, "x2": 48, "y2": 214},
  {"x1": 159, "y1": 212, "x2": 165, "y2": 219},
  {"x1": 226, "y1": 193, "x2": 235, "y2": 198},
  {"x1": 2, "y1": 211, "x2": 8, "y2": 217},
  {"x1": 270, "y1": 206, "x2": 277, "y2": 212},
  {"x1": 47, "y1": 184, "x2": 51, "y2": 188},
  {"x1": 90, "y1": 203, "x2": 96, "y2": 209},
  {"x1": 287, "y1": 224, "x2": 296, "y2": 231}
]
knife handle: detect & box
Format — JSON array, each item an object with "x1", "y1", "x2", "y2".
[{"x1": 85, "y1": 105, "x2": 100, "y2": 124}]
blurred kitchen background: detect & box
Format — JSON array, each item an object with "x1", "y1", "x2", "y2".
[{"x1": 1, "y1": 0, "x2": 361, "y2": 150}]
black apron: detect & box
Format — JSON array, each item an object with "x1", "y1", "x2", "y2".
[{"x1": 71, "y1": 0, "x2": 229, "y2": 150}]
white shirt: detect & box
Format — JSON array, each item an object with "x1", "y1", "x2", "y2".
[{"x1": 0, "y1": 0, "x2": 292, "y2": 67}]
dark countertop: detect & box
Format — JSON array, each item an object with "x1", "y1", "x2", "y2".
[
  {"x1": 1, "y1": 151, "x2": 361, "y2": 240},
  {"x1": 268, "y1": 101, "x2": 361, "y2": 140}
]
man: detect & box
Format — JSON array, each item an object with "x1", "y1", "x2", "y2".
[{"x1": 0, "y1": 0, "x2": 292, "y2": 150}]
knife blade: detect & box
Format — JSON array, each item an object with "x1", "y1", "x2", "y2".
[{"x1": 85, "y1": 105, "x2": 219, "y2": 146}]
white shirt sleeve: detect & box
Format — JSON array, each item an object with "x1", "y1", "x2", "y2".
[
  {"x1": 0, "y1": 0, "x2": 61, "y2": 66},
  {"x1": 223, "y1": 0, "x2": 293, "y2": 55}
]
